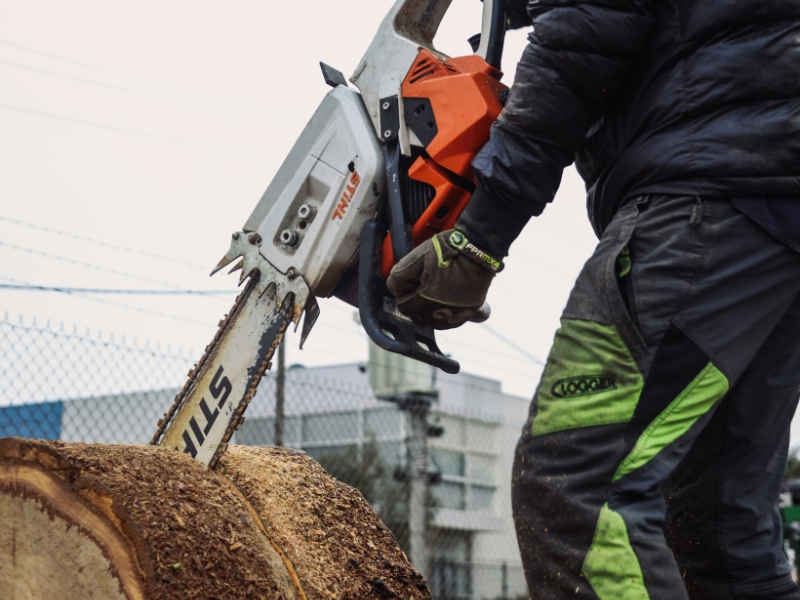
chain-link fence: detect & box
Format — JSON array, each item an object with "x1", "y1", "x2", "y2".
[{"x1": 0, "y1": 313, "x2": 529, "y2": 599}]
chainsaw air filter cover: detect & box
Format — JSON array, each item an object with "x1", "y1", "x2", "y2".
[{"x1": 243, "y1": 86, "x2": 386, "y2": 298}]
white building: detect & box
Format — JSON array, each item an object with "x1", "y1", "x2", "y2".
[{"x1": 237, "y1": 358, "x2": 530, "y2": 600}]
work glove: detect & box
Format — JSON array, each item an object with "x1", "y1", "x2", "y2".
[{"x1": 386, "y1": 230, "x2": 504, "y2": 330}]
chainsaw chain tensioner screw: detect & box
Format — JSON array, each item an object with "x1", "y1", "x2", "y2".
[
  {"x1": 280, "y1": 229, "x2": 299, "y2": 247},
  {"x1": 297, "y1": 204, "x2": 316, "y2": 220}
]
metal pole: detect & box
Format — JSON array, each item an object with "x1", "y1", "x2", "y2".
[
  {"x1": 274, "y1": 339, "x2": 285, "y2": 446},
  {"x1": 407, "y1": 392, "x2": 433, "y2": 580}
]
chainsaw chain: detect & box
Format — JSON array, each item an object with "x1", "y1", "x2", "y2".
[
  {"x1": 151, "y1": 273, "x2": 295, "y2": 470},
  {"x1": 150, "y1": 276, "x2": 256, "y2": 448},
  {"x1": 207, "y1": 297, "x2": 293, "y2": 470}
]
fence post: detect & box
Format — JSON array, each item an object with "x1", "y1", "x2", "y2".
[
  {"x1": 406, "y1": 392, "x2": 433, "y2": 581},
  {"x1": 502, "y1": 560, "x2": 508, "y2": 599},
  {"x1": 274, "y1": 339, "x2": 285, "y2": 446}
]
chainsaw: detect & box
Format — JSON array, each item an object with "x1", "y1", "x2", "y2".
[{"x1": 151, "y1": 0, "x2": 510, "y2": 468}]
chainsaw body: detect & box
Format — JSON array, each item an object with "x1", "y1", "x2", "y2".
[
  {"x1": 153, "y1": 0, "x2": 509, "y2": 467},
  {"x1": 240, "y1": 0, "x2": 508, "y2": 373}
]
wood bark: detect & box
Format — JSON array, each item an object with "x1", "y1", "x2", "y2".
[{"x1": 0, "y1": 438, "x2": 430, "y2": 600}]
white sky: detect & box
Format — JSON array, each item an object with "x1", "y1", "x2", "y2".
[{"x1": 7, "y1": 1, "x2": 777, "y2": 444}]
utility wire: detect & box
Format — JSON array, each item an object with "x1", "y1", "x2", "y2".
[
  {"x1": 1, "y1": 236, "x2": 548, "y2": 370},
  {"x1": 0, "y1": 213, "x2": 577, "y2": 288},
  {"x1": 480, "y1": 323, "x2": 545, "y2": 366},
  {"x1": 0, "y1": 276, "x2": 212, "y2": 327},
  {"x1": 0, "y1": 101, "x2": 276, "y2": 157},
  {"x1": 0, "y1": 240, "x2": 230, "y2": 299},
  {"x1": 0, "y1": 38, "x2": 295, "y2": 118},
  {"x1": 3, "y1": 309, "x2": 519, "y2": 401},
  {"x1": 0, "y1": 215, "x2": 211, "y2": 272},
  {"x1": 2, "y1": 315, "x2": 193, "y2": 358},
  {"x1": 543, "y1": 218, "x2": 593, "y2": 249},
  {"x1": 0, "y1": 290, "x2": 534, "y2": 396},
  {"x1": 300, "y1": 311, "x2": 544, "y2": 383},
  {"x1": 323, "y1": 300, "x2": 544, "y2": 368},
  {"x1": 0, "y1": 57, "x2": 303, "y2": 124},
  {"x1": 0, "y1": 284, "x2": 233, "y2": 295}
]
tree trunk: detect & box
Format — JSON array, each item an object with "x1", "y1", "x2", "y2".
[{"x1": 0, "y1": 438, "x2": 430, "y2": 600}]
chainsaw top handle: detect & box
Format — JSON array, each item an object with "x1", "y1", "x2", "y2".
[{"x1": 391, "y1": 0, "x2": 507, "y2": 68}]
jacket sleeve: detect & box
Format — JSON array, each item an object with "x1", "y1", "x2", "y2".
[{"x1": 456, "y1": 0, "x2": 655, "y2": 256}]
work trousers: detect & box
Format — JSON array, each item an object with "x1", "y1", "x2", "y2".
[{"x1": 512, "y1": 195, "x2": 800, "y2": 599}]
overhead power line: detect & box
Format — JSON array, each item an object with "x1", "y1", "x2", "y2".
[
  {"x1": 0, "y1": 284, "x2": 232, "y2": 295},
  {"x1": 0, "y1": 240, "x2": 229, "y2": 300},
  {"x1": 481, "y1": 323, "x2": 545, "y2": 366},
  {"x1": 323, "y1": 300, "x2": 539, "y2": 367},
  {"x1": 0, "y1": 276, "x2": 212, "y2": 327},
  {"x1": 0, "y1": 216, "x2": 210, "y2": 271},
  {"x1": 0, "y1": 101, "x2": 276, "y2": 157},
  {"x1": 0, "y1": 38, "x2": 294, "y2": 118},
  {"x1": 0, "y1": 57, "x2": 302, "y2": 124}
]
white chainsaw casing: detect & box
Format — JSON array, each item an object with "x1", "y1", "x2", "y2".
[
  {"x1": 243, "y1": 85, "x2": 385, "y2": 298},
  {"x1": 349, "y1": 0, "x2": 497, "y2": 155},
  {"x1": 350, "y1": 0, "x2": 452, "y2": 155}
]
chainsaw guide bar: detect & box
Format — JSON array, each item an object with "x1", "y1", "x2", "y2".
[{"x1": 151, "y1": 233, "x2": 314, "y2": 470}]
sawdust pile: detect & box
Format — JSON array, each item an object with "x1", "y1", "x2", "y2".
[{"x1": 0, "y1": 437, "x2": 430, "y2": 600}]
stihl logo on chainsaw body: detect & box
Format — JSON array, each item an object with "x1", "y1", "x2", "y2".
[{"x1": 332, "y1": 171, "x2": 361, "y2": 221}]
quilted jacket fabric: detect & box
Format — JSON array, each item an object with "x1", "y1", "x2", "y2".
[{"x1": 458, "y1": 0, "x2": 800, "y2": 252}]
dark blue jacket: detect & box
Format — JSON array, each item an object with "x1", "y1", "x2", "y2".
[{"x1": 458, "y1": 0, "x2": 800, "y2": 252}]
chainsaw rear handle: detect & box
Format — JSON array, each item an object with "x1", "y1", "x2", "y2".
[{"x1": 359, "y1": 220, "x2": 461, "y2": 374}]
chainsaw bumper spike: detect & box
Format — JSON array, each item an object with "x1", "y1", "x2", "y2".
[{"x1": 152, "y1": 234, "x2": 312, "y2": 469}]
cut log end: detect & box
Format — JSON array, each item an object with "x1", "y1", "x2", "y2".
[
  {"x1": 0, "y1": 454, "x2": 149, "y2": 600},
  {"x1": 0, "y1": 438, "x2": 430, "y2": 600}
]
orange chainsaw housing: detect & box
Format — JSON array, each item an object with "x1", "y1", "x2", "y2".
[{"x1": 379, "y1": 50, "x2": 507, "y2": 277}]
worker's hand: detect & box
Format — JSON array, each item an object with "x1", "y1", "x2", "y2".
[{"x1": 386, "y1": 230, "x2": 503, "y2": 330}]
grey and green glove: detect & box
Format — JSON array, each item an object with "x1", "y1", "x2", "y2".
[{"x1": 386, "y1": 230, "x2": 503, "y2": 330}]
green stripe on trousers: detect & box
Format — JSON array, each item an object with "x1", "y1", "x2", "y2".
[
  {"x1": 583, "y1": 503, "x2": 650, "y2": 599},
  {"x1": 614, "y1": 362, "x2": 729, "y2": 482},
  {"x1": 582, "y1": 362, "x2": 729, "y2": 596}
]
